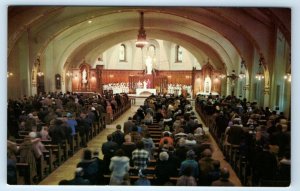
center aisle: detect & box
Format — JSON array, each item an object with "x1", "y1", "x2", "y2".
[{"x1": 39, "y1": 105, "x2": 140, "y2": 185}]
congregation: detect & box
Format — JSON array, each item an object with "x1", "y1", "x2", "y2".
[{"x1": 6, "y1": 91, "x2": 290, "y2": 186}]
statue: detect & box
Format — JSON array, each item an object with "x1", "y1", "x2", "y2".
[
  {"x1": 82, "y1": 69, "x2": 88, "y2": 84},
  {"x1": 143, "y1": 80, "x2": 147, "y2": 89},
  {"x1": 145, "y1": 56, "x2": 152, "y2": 75},
  {"x1": 204, "y1": 76, "x2": 211, "y2": 94},
  {"x1": 147, "y1": 79, "x2": 151, "y2": 88}
]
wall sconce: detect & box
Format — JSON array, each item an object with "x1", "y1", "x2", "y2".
[
  {"x1": 66, "y1": 71, "x2": 73, "y2": 77},
  {"x1": 284, "y1": 73, "x2": 291, "y2": 82},
  {"x1": 7, "y1": 72, "x2": 13, "y2": 78},
  {"x1": 109, "y1": 74, "x2": 114, "y2": 78},
  {"x1": 91, "y1": 74, "x2": 96, "y2": 80},
  {"x1": 219, "y1": 74, "x2": 226, "y2": 79}
]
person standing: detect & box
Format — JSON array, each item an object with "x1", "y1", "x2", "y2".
[
  {"x1": 132, "y1": 141, "x2": 149, "y2": 170},
  {"x1": 111, "y1": 125, "x2": 125, "y2": 147},
  {"x1": 109, "y1": 149, "x2": 130, "y2": 185}
]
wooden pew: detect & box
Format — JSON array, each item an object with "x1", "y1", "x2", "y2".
[{"x1": 16, "y1": 163, "x2": 32, "y2": 185}]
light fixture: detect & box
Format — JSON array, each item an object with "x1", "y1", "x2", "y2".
[
  {"x1": 135, "y1": 12, "x2": 148, "y2": 48},
  {"x1": 255, "y1": 56, "x2": 265, "y2": 81},
  {"x1": 227, "y1": 70, "x2": 239, "y2": 81},
  {"x1": 219, "y1": 74, "x2": 226, "y2": 79},
  {"x1": 239, "y1": 58, "x2": 246, "y2": 79},
  {"x1": 7, "y1": 72, "x2": 13, "y2": 78},
  {"x1": 284, "y1": 73, "x2": 291, "y2": 82},
  {"x1": 66, "y1": 71, "x2": 73, "y2": 77}
]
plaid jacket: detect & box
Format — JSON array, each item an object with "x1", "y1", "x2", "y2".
[{"x1": 132, "y1": 149, "x2": 149, "y2": 169}]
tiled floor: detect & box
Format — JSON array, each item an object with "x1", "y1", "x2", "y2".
[{"x1": 39, "y1": 99, "x2": 241, "y2": 186}]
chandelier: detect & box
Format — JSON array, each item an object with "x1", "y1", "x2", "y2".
[
  {"x1": 239, "y1": 58, "x2": 246, "y2": 79},
  {"x1": 255, "y1": 56, "x2": 264, "y2": 81},
  {"x1": 135, "y1": 12, "x2": 148, "y2": 48},
  {"x1": 227, "y1": 70, "x2": 239, "y2": 81}
]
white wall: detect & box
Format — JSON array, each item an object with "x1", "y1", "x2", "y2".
[{"x1": 95, "y1": 39, "x2": 202, "y2": 71}]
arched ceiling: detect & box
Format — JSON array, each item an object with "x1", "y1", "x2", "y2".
[{"x1": 8, "y1": 6, "x2": 291, "y2": 73}]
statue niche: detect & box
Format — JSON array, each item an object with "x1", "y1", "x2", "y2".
[{"x1": 79, "y1": 62, "x2": 91, "y2": 91}]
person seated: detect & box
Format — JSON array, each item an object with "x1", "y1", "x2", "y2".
[
  {"x1": 185, "y1": 133, "x2": 197, "y2": 146},
  {"x1": 159, "y1": 132, "x2": 174, "y2": 147},
  {"x1": 211, "y1": 167, "x2": 235, "y2": 186},
  {"x1": 144, "y1": 112, "x2": 153, "y2": 125},
  {"x1": 176, "y1": 166, "x2": 197, "y2": 186},
  {"x1": 68, "y1": 167, "x2": 91, "y2": 185},
  {"x1": 76, "y1": 149, "x2": 101, "y2": 185},
  {"x1": 179, "y1": 150, "x2": 199, "y2": 178},
  {"x1": 155, "y1": 151, "x2": 178, "y2": 185}
]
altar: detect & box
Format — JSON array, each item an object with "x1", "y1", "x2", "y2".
[{"x1": 136, "y1": 88, "x2": 156, "y2": 96}]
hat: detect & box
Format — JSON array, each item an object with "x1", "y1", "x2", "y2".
[{"x1": 159, "y1": 151, "x2": 169, "y2": 161}]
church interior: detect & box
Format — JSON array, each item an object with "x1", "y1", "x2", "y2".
[{"x1": 7, "y1": 6, "x2": 292, "y2": 187}]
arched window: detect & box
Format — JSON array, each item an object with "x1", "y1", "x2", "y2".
[
  {"x1": 119, "y1": 44, "x2": 126, "y2": 61},
  {"x1": 176, "y1": 45, "x2": 183, "y2": 62},
  {"x1": 148, "y1": 45, "x2": 156, "y2": 58}
]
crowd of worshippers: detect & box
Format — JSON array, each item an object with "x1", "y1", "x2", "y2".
[
  {"x1": 7, "y1": 91, "x2": 129, "y2": 184},
  {"x1": 58, "y1": 94, "x2": 236, "y2": 186},
  {"x1": 196, "y1": 95, "x2": 291, "y2": 185}
]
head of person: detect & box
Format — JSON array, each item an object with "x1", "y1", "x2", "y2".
[
  {"x1": 124, "y1": 134, "x2": 132, "y2": 143},
  {"x1": 163, "y1": 132, "x2": 170, "y2": 137},
  {"x1": 82, "y1": 149, "x2": 92, "y2": 160},
  {"x1": 116, "y1": 124, "x2": 122, "y2": 131},
  {"x1": 186, "y1": 150, "x2": 195, "y2": 159},
  {"x1": 220, "y1": 167, "x2": 230, "y2": 180},
  {"x1": 136, "y1": 141, "x2": 144, "y2": 150},
  {"x1": 107, "y1": 134, "x2": 112, "y2": 141},
  {"x1": 202, "y1": 149, "x2": 212, "y2": 158},
  {"x1": 159, "y1": 151, "x2": 169, "y2": 161}
]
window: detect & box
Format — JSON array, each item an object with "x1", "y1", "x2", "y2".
[
  {"x1": 148, "y1": 45, "x2": 156, "y2": 58},
  {"x1": 176, "y1": 45, "x2": 183, "y2": 62},
  {"x1": 119, "y1": 44, "x2": 126, "y2": 61}
]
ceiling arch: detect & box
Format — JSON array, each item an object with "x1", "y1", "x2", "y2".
[
  {"x1": 8, "y1": 7, "x2": 291, "y2": 76},
  {"x1": 43, "y1": 11, "x2": 239, "y2": 73}
]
